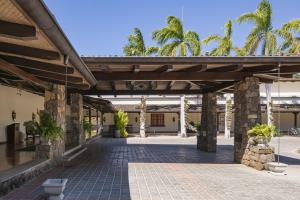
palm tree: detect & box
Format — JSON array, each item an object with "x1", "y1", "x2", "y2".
[
  {"x1": 152, "y1": 16, "x2": 201, "y2": 56},
  {"x1": 233, "y1": 47, "x2": 248, "y2": 56},
  {"x1": 123, "y1": 28, "x2": 159, "y2": 56},
  {"x1": 237, "y1": 0, "x2": 277, "y2": 56},
  {"x1": 203, "y1": 20, "x2": 234, "y2": 56},
  {"x1": 277, "y1": 19, "x2": 300, "y2": 54}
]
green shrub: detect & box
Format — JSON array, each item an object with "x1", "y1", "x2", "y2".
[
  {"x1": 38, "y1": 111, "x2": 64, "y2": 141},
  {"x1": 247, "y1": 124, "x2": 276, "y2": 140},
  {"x1": 114, "y1": 110, "x2": 129, "y2": 137},
  {"x1": 83, "y1": 118, "x2": 92, "y2": 137}
]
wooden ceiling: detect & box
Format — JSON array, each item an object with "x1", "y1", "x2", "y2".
[
  {"x1": 0, "y1": 0, "x2": 91, "y2": 95},
  {"x1": 82, "y1": 56, "x2": 300, "y2": 95}
]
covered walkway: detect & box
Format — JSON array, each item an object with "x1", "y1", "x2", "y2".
[{"x1": 3, "y1": 136, "x2": 300, "y2": 200}]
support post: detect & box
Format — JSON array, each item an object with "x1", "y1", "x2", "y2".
[
  {"x1": 70, "y1": 93, "x2": 84, "y2": 146},
  {"x1": 224, "y1": 94, "x2": 232, "y2": 138},
  {"x1": 234, "y1": 77, "x2": 261, "y2": 163},
  {"x1": 140, "y1": 96, "x2": 147, "y2": 137},
  {"x1": 180, "y1": 95, "x2": 187, "y2": 137},
  {"x1": 96, "y1": 109, "x2": 99, "y2": 135},
  {"x1": 293, "y1": 112, "x2": 299, "y2": 128},
  {"x1": 197, "y1": 92, "x2": 217, "y2": 152},
  {"x1": 88, "y1": 107, "x2": 92, "y2": 137},
  {"x1": 265, "y1": 83, "x2": 273, "y2": 125},
  {"x1": 37, "y1": 84, "x2": 66, "y2": 160}
]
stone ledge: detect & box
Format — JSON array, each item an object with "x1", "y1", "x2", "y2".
[
  {"x1": 242, "y1": 145, "x2": 275, "y2": 171},
  {"x1": 0, "y1": 159, "x2": 55, "y2": 197}
]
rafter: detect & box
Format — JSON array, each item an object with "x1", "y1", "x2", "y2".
[
  {"x1": 92, "y1": 72, "x2": 251, "y2": 81},
  {"x1": 21, "y1": 68, "x2": 83, "y2": 83},
  {"x1": 154, "y1": 65, "x2": 173, "y2": 72},
  {"x1": 0, "y1": 58, "x2": 50, "y2": 89},
  {"x1": 0, "y1": 55, "x2": 74, "y2": 74},
  {"x1": 0, "y1": 42, "x2": 60, "y2": 60},
  {"x1": 0, "y1": 20, "x2": 36, "y2": 38}
]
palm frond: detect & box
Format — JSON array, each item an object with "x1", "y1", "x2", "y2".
[
  {"x1": 184, "y1": 31, "x2": 201, "y2": 56},
  {"x1": 145, "y1": 46, "x2": 159, "y2": 56},
  {"x1": 203, "y1": 35, "x2": 222, "y2": 44},
  {"x1": 224, "y1": 20, "x2": 233, "y2": 38}
]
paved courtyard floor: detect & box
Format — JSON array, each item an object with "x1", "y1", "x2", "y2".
[{"x1": 2, "y1": 136, "x2": 300, "y2": 200}]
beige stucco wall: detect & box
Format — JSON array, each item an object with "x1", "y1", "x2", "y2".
[
  {"x1": 146, "y1": 113, "x2": 178, "y2": 133},
  {"x1": 0, "y1": 85, "x2": 44, "y2": 143}
]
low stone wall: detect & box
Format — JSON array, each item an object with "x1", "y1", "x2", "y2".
[
  {"x1": 242, "y1": 145, "x2": 275, "y2": 170},
  {"x1": 0, "y1": 159, "x2": 55, "y2": 197}
]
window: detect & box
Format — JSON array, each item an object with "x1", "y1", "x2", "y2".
[{"x1": 151, "y1": 113, "x2": 165, "y2": 127}]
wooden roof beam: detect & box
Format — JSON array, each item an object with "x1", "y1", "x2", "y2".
[
  {"x1": 166, "y1": 81, "x2": 175, "y2": 90},
  {"x1": 0, "y1": 58, "x2": 50, "y2": 89},
  {"x1": 0, "y1": 20, "x2": 36, "y2": 39},
  {"x1": 83, "y1": 89, "x2": 203, "y2": 95},
  {"x1": 154, "y1": 65, "x2": 173, "y2": 72},
  {"x1": 93, "y1": 72, "x2": 251, "y2": 81},
  {"x1": 132, "y1": 65, "x2": 140, "y2": 73},
  {"x1": 176, "y1": 65, "x2": 204, "y2": 72},
  {"x1": 21, "y1": 68, "x2": 83, "y2": 83},
  {"x1": 0, "y1": 55, "x2": 74, "y2": 74},
  {"x1": 0, "y1": 42, "x2": 60, "y2": 60}
]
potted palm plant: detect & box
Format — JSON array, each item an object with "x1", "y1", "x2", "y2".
[
  {"x1": 33, "y1": 111, "x2": 67, "y2": 200},
  {"x1": 247, "y1": 124, "x2": 276, "y2": 146},
  {"x1": 114, "y1": 110, "x2": 129, "y2": 138},
  {"x1": 37, "y1": 111, "x2": 64, "y2": 145},
  {"x1": 83, "y1": 118, "x2": 92, "y2": 138}
]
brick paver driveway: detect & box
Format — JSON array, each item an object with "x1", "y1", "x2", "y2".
[{"x1": 3, "y1": 136, "x2": 300, "y2": 200}]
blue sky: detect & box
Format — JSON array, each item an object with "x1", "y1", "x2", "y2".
[{"x1": 44, "y1": 0, "x2": 300, "y2": 56}]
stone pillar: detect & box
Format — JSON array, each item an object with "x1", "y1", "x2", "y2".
[
  {"x1": 180, "y1": 95, "x2": 187, "y2": 137},
  {"x1": 265, "y1": 83, "x2": 273, "y2": 125},
  {"x1": 234, "y1": 77, "x2": 261, "y2": 163},
  {"x1": 197, "y1": 92, "x2": 217, "y2": 152},
  {"x1": 140, "y1": 96, "x2": 147, "y2": 137},
  {"x1": 293, "y1": 112, "x2": 299, "y2": 128},
  {"x1": 96, "y1": 109, "x2": 99, "y2": 135},
  {"x1": 70, "y1": 93, "x2": 84, "y2": 146},
  {"x1": 88, "y1": 107, "x2": 92, "y2": 137},
  {"x1": 224, "y1": 94, "x2": 232, "y2": 138},
  {"x1": 37, "y1": 84, "x2": 66, "y2": 160}
]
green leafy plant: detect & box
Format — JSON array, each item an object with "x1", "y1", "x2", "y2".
[
  {"x1": 194, "y1": 123, "x2": 201, "y2": 132},
  {"x1": 247, "y1": 124, "x2": 276, "y2": 140},
  {"x1": 83, "y1": 118, "x2": 92, "y2": 137},
  {"x1": 114, "y1": 110, "x2": 129, "y2": 138},
  {"x1": 36, "y1": 111, "x2": 64, "y2": 142},
  {"x1": 23, "y1": 120, "x2": 39, "y2": 135}
]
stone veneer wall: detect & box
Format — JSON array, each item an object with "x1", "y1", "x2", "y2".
[
  {"x1": 242, "y1": 145, "x2": 275, "y2": 170},
  {"x1": 36, "y1": 84, "x2": 66, "y2": 160},
  {"x1": 68, "y1": 93, "x2": 84, "y2": 149},
  {"x1": 234, "y1": 77, "x2": 261, "y2": 163},
  {"x1": 197, "y1": 92, "x2": 217, "y2": 152}
]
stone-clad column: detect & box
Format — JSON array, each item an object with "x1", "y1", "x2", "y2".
[
  {"x1": 140, "y1": 96, "x2": 147, "y2": 137},
  {"x1": 224, "y1": 94, "x2": 232, "y2": 138},
  {"x1": 234, "y1": 77, "x2": 261, "y2": 163},
  {"x1": 70, "y1": 93, "x2": 85, "y2": 146},
  {"x1": 197, "y1": 92, "x2": 217, "y2": 152},
  {"x1": 37, "y1": 84, "x2": 66, "y2": 160},
  {"x1": 180, "y1": 95, "x2": 187, "y2": 137}
]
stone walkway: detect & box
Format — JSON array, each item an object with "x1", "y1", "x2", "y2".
[{"x1": 2, "y1": 136, "x2": 300, "y2": 200}]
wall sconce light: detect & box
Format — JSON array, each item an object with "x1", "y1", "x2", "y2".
[
  {"x1": 103, "y1": 117, "x2": 106, "y2": 122},
  {"x1": 135, "y1": 117, "x2": 138, "y2": 123},
  {"x1": 32, "y1": 112, "x2": 36, "y2": 121},
  {"x1": 172, "y1": 116, "x2": 175, "y2": 122},
  {"x1": 12, "y1": 110, "x2": 16, "y2": 121}
]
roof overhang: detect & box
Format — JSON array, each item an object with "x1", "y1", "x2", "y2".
[
  {"x1": 0, "y1": 0, "x2": 96, "y2": 95},
  {"x1": 81, "y1": 56, "x2": 300, "y2": 95}
]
